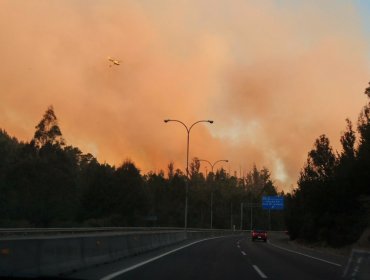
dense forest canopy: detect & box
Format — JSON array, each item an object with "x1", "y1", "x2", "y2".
[
  {"x1": 0, "y1": 106, "x2": 282, "y2": 230},
  {"x1": 285, "y1": 82, "x2": 370, "y2": 247}
]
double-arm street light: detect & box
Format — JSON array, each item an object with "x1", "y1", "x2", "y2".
[
  {"x1": 164, "y1": 119, "x2": 213, "y2": 229},
  {"x1": 198, "y1": 159, "x2": 228, "y2": 229}
]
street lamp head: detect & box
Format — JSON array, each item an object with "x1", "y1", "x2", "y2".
[
  {"x1": 208, "y1": 120, "x2": 214, "y2": 124},
  {"x1": 164, "y1": 119, "x2": 170, "y2": 123},
  {"x1": 225, "y1": 160, "x2": 229, "y2": 162}
]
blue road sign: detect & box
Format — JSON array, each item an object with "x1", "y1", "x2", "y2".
[{"x1": 262, "y1": 196, "x2": 284, "y2": 210}]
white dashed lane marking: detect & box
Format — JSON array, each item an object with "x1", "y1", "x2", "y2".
[{"x1": 253, "y1": 265, "x2": 268, "y2": 278}]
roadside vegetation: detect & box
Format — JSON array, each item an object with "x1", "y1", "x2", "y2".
[
  {"x1": 0, "y1": 106, "x2": 283, "y2": 230},
  {"x1": 1, "y1": 82, "x2": 369, "y2": 248},
  {"x1": 285, "y1": 82, "x2": 370, "y2": 247}
]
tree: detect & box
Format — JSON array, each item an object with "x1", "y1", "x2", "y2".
[
  {"x1": 289, "y1": 135, "x2": 337, "y2": 241},
  {"x1": 0, "y1": 130, "x2": 20, "y2": 178},
  {"x1": 356, "y1": 86, "x2": 370, "y2": 197},
  {"x1": 365, "y1": 82, "x2": 370, "y2": 98},
  {"x1": 0, "y1": 130, "x2": 23, "y2": 225},
  {"x1": 307, "y1": 135, "x2": 336, "y2": 180},
  {"x1": 144, "y1": 171, "x2": 168, "y2": 226},
  {"x1": 242, "y1": 166, "x2": 279, "y2": 230},
  {"x1": 167, "y1": 161, "x2": 175, "y2": 180},
  {"x1": 33, "y1": 105, "x2": 65, "y2": 148},
  {"x1": 190, "y1": 157, "x2": 201, "y2": 180},
  {"x1": 353, "y1": 84, "x2": 370, "y2": 231},
  {"x1": 286, "y1": 103, "x2": 370, "y2": 246},
  {"x1": 245, "y1": 165, "x2": 277, "y2": 196},
  {"x1": 113, "y1": 160, "x2": 147, "y2": 225},
  {"x1": 80, "y1": 161, "x2": 116, "y2": 223},
  {"x1": 340, "y1": 119, "x2": 356, "y2": 161}
]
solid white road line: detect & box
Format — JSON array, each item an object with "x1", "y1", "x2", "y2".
[
  {"x1": 100, "y1": 235, "x2": 228, "y2": 280},
  {"x1": 241, "y1": 251, "x2": 247, "y2": 256},
  {"x1": 253, "y1": 265, "x2": 268, "y2": 278},
  {"x1": 268, "y1": 241, "x2": 342, "y2": 267}
]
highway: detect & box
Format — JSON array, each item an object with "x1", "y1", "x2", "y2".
[{"x1": 69, "y1": 233, "x2": 347, "y2": 280}]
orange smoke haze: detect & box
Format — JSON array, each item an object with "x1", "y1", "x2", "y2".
[{"x1": 1, "y1": 0, "x2": 369, "y2": 191}]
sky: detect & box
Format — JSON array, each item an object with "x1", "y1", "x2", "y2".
[{"x1": 1, "y1": 0, "x2": 369, "y2": 191}]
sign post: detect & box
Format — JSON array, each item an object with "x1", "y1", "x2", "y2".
[
  {"x1": 244, "y1": 202, "x2": 260, "y2": 230},
  {"x1": 262, "y1": 196, "x2": 284, "y2": 231}
]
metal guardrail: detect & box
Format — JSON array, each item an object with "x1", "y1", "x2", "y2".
[{"x1": 0, "y1": 227, "x2": 244, "y2": 237}]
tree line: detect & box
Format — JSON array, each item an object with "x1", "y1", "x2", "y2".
[
  {"x1": 285, "y1": 82, "x2": 370, "y2": 247},
  {"x1": 4, "y1": 82, "x2": 367, "y2": 246},
  {"x1": 0, "y1": 106, "x2": 283, "y2": 229}
]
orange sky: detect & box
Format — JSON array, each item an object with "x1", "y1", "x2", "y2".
[{"x1": 1, "y1": 0, "x2": 369, "y2": 191}]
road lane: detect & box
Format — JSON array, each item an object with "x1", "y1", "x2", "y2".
[
  {"x1": 100, "y1": 237, "x2": 229, "y2": 280},
  {"x1": 69, "y1": 233, "x2": 346, "y2": 280},
  {"x1": 239, "y1": 236, "x2": 343, "y2": 279},
  {"x1": 108, "y1": 235, "x2": 259, "y2": 280}
]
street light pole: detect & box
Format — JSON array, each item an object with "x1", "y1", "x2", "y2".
[
  {"x1": 164, "y1": 119, "x2": 213, "y2": 229},
  {"x1": 198, "y1": 159, "x2": 228, "y2": 229}
]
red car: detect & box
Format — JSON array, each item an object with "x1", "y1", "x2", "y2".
[{"x1": 251, "y1": 229, "x2": 267, "y2": 242}]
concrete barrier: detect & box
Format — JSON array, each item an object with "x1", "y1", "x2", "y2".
[{"x1": 0, "y1": 229, "x2": 239, "y2": 277}]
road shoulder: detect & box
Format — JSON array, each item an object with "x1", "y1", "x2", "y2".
[{"x1": 267, "y1": 232, "x2": 348, "y2": 266}]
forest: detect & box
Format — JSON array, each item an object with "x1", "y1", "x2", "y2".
[
  {"x1": 0, "y1": 106, "x2": 283, "y2": 231},
  {"x1": 1, "y1": 82, "x2": 369, "y2": 247},
  {"x1": 285, "y1": 82, "x2": 370, "y2": 246}
]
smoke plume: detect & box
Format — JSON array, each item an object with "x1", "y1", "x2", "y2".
[{"x1": 1, "y1": 0, "x2": 369, "y2": 190}]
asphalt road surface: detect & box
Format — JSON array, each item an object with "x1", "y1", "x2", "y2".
[{"x1": 69, "y1": 233, "x2": 347, "y2": 280}]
